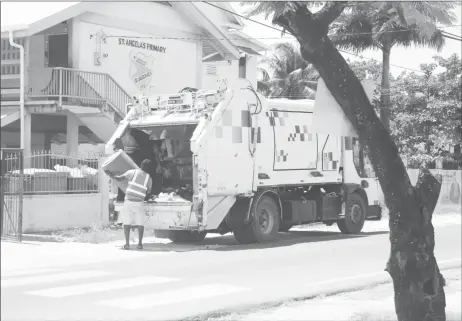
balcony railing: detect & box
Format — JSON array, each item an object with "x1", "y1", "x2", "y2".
[{"x1": 28, "y1": 68, "x2": 132, "y2": 117}]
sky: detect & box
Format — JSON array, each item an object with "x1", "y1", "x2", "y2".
[
  {"x1": 231, "y1": 3, "x2": 462, "y2": 76},
  {"x1": 1, "y1": 1, "x2": 461, "y2": 76}
]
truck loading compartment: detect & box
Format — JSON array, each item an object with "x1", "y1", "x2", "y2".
[
  {"x1": 114, "y1": 124, "x2": 198, "y2": 202},
  {"x1": 106, "y1": 79, "x2": 382, "y2": 244}
]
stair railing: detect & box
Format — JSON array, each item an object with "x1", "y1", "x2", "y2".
[{"x1": 28, "y1": 67, "x2": 133, "y2": 117}]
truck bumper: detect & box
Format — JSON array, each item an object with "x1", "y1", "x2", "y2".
[
  {"x1": 114, "y1": 201, "x2": 199, "y2": 230},
  {"x1": 366, "y1": 204, "x2": 382, "y2": 220}
]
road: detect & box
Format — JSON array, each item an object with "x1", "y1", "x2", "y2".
[{"x1": 2, "y1": 224, "x2": 461, "y2": 321}]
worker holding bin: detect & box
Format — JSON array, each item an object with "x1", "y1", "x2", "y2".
[{"x1": 104, "y1": 159, "x2": 153, "y2": 250}]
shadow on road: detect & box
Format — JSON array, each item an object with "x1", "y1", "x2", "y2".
[{"x1": 140, "y1": 230, "x2": 389, "y2": 253}]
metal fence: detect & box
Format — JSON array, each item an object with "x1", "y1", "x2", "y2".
[
  {"x1": 1, "y1": 149, "x2": 23, "y2": 241},
  {"x1": 3, "y1": 150, "x2": 102, "y2": 195}
]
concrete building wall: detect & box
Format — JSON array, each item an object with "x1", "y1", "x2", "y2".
[
  {"x1": 22, "y1": 194, "x2": 106, "y2": 233},
  {"x1": 73, "y1": 21, "x2": 200, "y2": 96}
]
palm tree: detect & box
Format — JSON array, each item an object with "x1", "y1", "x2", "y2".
[
  {"x1": 329, "y1": 2, "x2": 458, "y2": 131},
  {"x1": 257, "y1": 42, "x2": 319, "y2": 99}
]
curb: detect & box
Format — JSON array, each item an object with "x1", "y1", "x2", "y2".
[{"x1": 21, "y1": 234, "x2": 65, "y2": 243}]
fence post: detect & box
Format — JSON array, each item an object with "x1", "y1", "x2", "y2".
[
  {"x1": 0, "y1": 150, "x2": 3, "y2": 237},
  {"x1": 18, "y1": 150, "x2": 23, "y2": 241},
  {"x1": 58, "y1": 68, "x2": 63, "y2": 108},
  {"x1": 98, "y1": 157, "x2": 110, "y2": 225}
]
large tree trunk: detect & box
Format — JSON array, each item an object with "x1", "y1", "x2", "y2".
[
  {"x1": 380, "y1": 48, "x2": 392, "y2": 132},
  {"x1": 273, "y1": 3, "x2": 445, "y2": 320}
]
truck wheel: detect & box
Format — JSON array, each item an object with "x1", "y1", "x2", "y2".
[
  {"x1": 338, "y1": 193, "x2": 366, "y2": 234},
  {"x1": 167, "y1": 231, "x2": 207, "y2": 243},
  {"x1": 233, "y1": 195, "x2": 280, "y2": 244}
]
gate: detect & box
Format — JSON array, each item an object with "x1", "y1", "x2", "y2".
[{"x1": 1, "y1": 149, "x2": 23, "y2": 241}]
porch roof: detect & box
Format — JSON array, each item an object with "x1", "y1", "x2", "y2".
[{"x1": 1, "y1": 2, "x2": 264, "y2": 61}]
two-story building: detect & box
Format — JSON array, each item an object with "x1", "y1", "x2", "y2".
[{"x1": 1, "y1": 2, "x2": 267, "y2": 165}]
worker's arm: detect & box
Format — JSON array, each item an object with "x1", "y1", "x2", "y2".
[
  {"x1": 106, "y1": 170, "x2": 133, "y2": 182},
  {"x1": 112, "y1": 175, "x2": 125, "y2": 182},
  {"x1": 146, "y1": 177, "x2": 153, "y2": 195}
]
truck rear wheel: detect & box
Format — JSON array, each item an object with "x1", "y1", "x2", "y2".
[
  {"x1": 338, "y1": 193, "x2": 366, "y2": 234},
  {"x1": 233, "y1": 195, "x2": 280, "y2": 244},
  {"x1": 157, "y1": 230, "x2": 207, "y2": 243}
]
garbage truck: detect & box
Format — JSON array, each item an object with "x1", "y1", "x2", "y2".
[{"x1": 104, "y1": 78, "x2": 382, "y2": 244}]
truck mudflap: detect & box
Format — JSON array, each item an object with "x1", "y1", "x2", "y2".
[{"x1": 114, "y1": 201, "x2": 199, "y2": 230}]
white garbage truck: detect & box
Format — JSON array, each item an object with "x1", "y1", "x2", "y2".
[{"x1": 105, "y1": 79, "x2": 382, "y2": 244}]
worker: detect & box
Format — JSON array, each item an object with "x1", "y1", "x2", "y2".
[{"x1": 105, "y1": 159, "x2": 153, "y2": 250}]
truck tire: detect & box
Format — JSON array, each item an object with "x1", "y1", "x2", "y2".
[
  {"x1": 337, "y1": 192, "x2": 366, "y2": 234},
  {"x1": 233, "y1": 195, "x2": 280, "y2": 244},
  {"x1": 167, "y1": 231, "x2": 207, "y2": 243}
]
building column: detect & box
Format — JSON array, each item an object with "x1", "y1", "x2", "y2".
[
  {"x1": 44, "y1": 133, "x2": 52, "y2": 151},
  {"x1": 66, "y1": 113, "x2": 79, "y2": 166},
  {"x1": 23, "y1": 110, "x2": 32, "y2": 168},
  {"x1": 195, "y1": 40, "x2": 203, "y2": 89}
]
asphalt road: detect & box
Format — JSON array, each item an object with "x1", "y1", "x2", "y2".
[{"x1": 2, "y1": 224, "x2": 461, "y2": 321}]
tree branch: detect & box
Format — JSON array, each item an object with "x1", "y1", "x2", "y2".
[
  {"x1": 314, "y1": 2, "x2": 348, "y2": 28},
  {"x1": 272, "y1": 13, "x2": 298, "y2": 38}
]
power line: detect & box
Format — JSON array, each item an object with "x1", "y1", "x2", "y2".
[
  {"x1": 100, "y1": 33, "x2": 460, "y2": 41},
  {"x1": 203, "y1": 2, "x2": 460, "y2": 74},
  {"x1": 203, "y1": 2, "x2": 283, "y2": 32},
  {"x1": 203, "y1": 2, "x2": 461, "y2": 38},
  {"x1": 442, "y1": 31, "x2": 462, "y2": 39},
  {"x1": 338, "y1": 50, "x2": 425, "y2": 73}
]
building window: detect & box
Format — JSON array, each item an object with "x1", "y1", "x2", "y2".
[
  {"x1": 239, "y1": 56, "x2": 246, "y2": 78},
  {"x1": 46, "y1": 34, "x2": 69, "y2": 68}
]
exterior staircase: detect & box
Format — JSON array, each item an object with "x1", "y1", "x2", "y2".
[{"x1": 28, "y1": 68, "x2": 132, "y2": 142}]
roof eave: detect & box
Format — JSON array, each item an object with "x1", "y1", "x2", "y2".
[
  {"x1": 1, "y1": 2, "x2": 86, "y2": 38},
  {"x1": 228, "y1": 30, "x2": 269, "y2": 52},
  {"x1": 221, "y1": 2, "x2": 245, "y2": 27},
  {"x1": 184, "y1": 3, "x2": 240, "y2": 59}
]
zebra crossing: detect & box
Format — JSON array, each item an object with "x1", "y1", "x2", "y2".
[{"x1": 1, "y1": 266, "x2": 251, "y2": 311}]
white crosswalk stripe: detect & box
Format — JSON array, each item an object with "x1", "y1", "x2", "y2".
[
  {"x1": 1, "y1": 270, "x2": 112, "y2": 288},
  {"x1": 3, "y1": 269, "x2": 253, "y2": 312},
  {"x1": 1, "y1": 268, "x2": 64, "y2": 278},
  {"x1": 97, "y1": 284, "x2": 252, "y2": 310},
  {"x1": 26, "y1": 276, "x2": 179, "y2": 298}
]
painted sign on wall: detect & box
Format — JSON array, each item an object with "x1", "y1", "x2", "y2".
[{"x1": 77, "y1": 22, "x2": 198, "y2": 96}]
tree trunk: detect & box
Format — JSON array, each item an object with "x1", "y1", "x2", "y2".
[
  {"x1": 380, "y1": 48, "x2": 392, "y2": 132},
  {"x1": 272, "y1": 4, "x2": 446, "y2": 320}
]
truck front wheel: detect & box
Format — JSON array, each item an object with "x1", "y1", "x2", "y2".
[
  {"x1": 233, "y1": 195, "x2": 280, "y2": 244},
  {"x1": 337, "y1": 193, "x2": 366, "y2": 234}
]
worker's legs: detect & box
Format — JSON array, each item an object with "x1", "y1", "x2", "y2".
[
  {"x1": 123, "y1": 225, "x2": 131, "y2": 248},
  {"x1": 121, "y1": 201, "x2": 137, "y2": 249},
  {"x1": 134, "y1": 206, "x2": 146, "y2": 249},
  {"x1": 137, "y1": 226, "x2": 144, "y2": 248}
]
